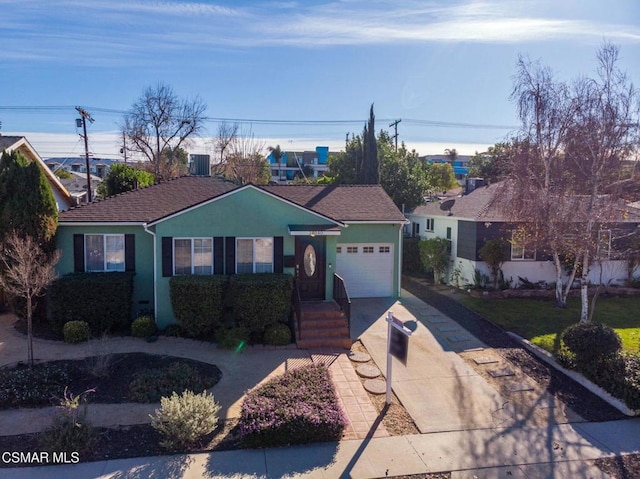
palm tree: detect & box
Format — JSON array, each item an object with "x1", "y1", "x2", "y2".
[
  {"x1": 268, "y1": 145, "x2": 284, "y2": 182},
  {"x1": 444, "y1": 148, "x2": 458, "y2": 166}
]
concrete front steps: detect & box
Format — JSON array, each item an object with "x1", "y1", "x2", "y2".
[{"x1": 295, "y1": 301, "x2": 352, "y2": 349}]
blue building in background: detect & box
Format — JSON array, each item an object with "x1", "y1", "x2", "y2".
[{"x1": 267, "y1": 146, "x2": 329, "y2": 183}]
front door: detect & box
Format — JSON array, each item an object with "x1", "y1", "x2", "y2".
[{"x1": 295, "y1": 236, "x2": 326, "y2": 300}]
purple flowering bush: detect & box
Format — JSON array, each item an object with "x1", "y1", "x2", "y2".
[{"x1": 239, "y1": 364, "x2": 348, "y2": 447}]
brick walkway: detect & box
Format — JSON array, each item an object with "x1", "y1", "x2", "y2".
[{"x1": 321, "y1": 352, "x2": 388, "y2": 440}]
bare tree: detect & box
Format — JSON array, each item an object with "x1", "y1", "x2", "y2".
[
  {"x1": 500, "y1": 54, "x2": 577, "y2": 308},
  {"x1": 501, "y1": 43, "x2": 639, "y2": 322},
  {"x1": 0, "y1": 234, "x2": 60, "y2": 366},
  {"x1": 220, "y1": 126, "x2": 271, "y2": 185},
  {"x1": 211, "y1": 121, "x2": 239, "y2": 174},
  {"x1": 564, "y1": 42, "x2": 639, "y2": 322},
  {"x1": 122, "y1": 83, "x2": 206, "y2": 180}
]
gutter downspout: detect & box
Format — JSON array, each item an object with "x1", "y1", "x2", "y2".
[
  {"x1": 398, "y1": 224, "x2": 403, "y2": 298},
  {"x1": 143, "y1": 223, "x2": 158, "y2": 325}
]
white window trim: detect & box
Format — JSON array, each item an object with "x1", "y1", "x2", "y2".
[
  {"x1": 173, "y1": 237, "x2": 214, "y2": 275},
  {"x1": 597, "y1": 229, "x2": 612, "y2": 260},
  {"x1": 426, "y1": 218, "x2": 434, "y2": 232},
  {"x1": 236, "y1": 237, "x2": 274, "y2": 274},
  {"x1": 510, "y1": 231, "x2": 535, "y2": 261},
  {"x1": 85, "y1": 234, "x2": 125, "y2": 272}
]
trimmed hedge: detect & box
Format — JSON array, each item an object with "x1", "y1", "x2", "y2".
[
  {"x1": 131, "y1": 315, "x2": 157, "y2": 338},
  {"x1": 169, "y1": 276, "x2": 227, "y2": 338},
  {"x1": 575, "y1": 353, "x2": 640, "y2": 410},
  {"x1": 403, "y1": 237, "x2": 422, "y2": 274},
  {"x1": 239, "y1": 364, "x2": 347, "y2": 447},
  {"x1": 48, "y1": 273, "x2": 134, "y2": 335},
  {"x1": 229, "y1": 274, "x2": 293, "y2": 343}
]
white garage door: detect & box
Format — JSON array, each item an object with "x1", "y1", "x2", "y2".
[{"x1": 336, "y1": 243, "x2": 394, "y2": 297}]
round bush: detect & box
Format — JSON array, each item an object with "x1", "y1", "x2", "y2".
[
  {"x1": 264, "y1": 323, "x2": 292, "y2": 346},
  {"x1": 131, "y1": 316, "x2": 157, "y2": 338},
  {"x1": 63, "y1": 321, "x2": 90, "y2": 344},
  {"x1": 562, "y1": 322, "x2": 621, "y2": 362},
  {"x1": 150, "y1": 390, "x2": 220, "y2": 449}
]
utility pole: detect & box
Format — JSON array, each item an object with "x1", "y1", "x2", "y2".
[
  {"x1": 120, "y1": 132, "x2": 128, "y2": 164},
  {"x1": 389, "y1": 119, "x2": 401, "y2": 152},
  {"x1": 75, "y1": 107, "x2": 94, "y2": 203}
]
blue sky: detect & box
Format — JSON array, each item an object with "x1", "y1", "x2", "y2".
[{"x1": 1, "y1": 0, "x2": 639, "y2": 159}]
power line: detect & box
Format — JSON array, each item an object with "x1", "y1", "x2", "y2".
[{"x1": 0, "y1": 105, "x2": 517, "y2": 130}]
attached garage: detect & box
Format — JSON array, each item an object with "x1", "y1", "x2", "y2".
[{"x1": 336, "y1": 243, "x2": 394, "y2": 297}]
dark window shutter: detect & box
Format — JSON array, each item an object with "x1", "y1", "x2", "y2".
[
  {"x1": 214, "y1": 237, "x2": 224, "y2": 275},
  {"x1": 225, "y1": 237, "x2": 235, "y2": 275},
  {"x1": 73, "y1": 234, "x2": 85, "y2": 272},
  {"x1": 124, "y1": 234, "x2": 135, "y2": 272},
  {"x1": 274, "y1": 236, "x2": 284, "y2": 273},
  {"x1": 162, "y1": 237, "x2": 173, "y2": 277}
]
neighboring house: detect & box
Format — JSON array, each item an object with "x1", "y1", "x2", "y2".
[
  {"x1": 267, "y1": 146, "x2": 330, "y2": 183},
  {"x1": 0, "y1": 135, "x2": 75, "y2": 211},
  {"x1": 56, "y1": 177, "x2": 407, "y2": 329},
  {"x1": 406, "y1": 181, "x2": 640, "y2": 288},
  {"x1": 57, "y1": 171, "x2": 102, "y2": 204},
  {"x1": 45, "y1": 157, "x2": 121, "y2": 179}
]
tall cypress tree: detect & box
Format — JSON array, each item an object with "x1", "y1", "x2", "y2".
[
  {"x1": 0, "y1": 150, "x2": 58, "y2": 249},
  {"x1": 363, "y1": 104, "x2": 378, "y2": 184}
]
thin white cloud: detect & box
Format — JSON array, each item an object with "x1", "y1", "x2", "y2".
[{"x1": 0, "y1": 0, "x2": 638, "y2": 65}]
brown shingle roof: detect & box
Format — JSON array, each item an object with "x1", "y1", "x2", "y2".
[
  {"x1": 409, "y1": 182, "x2": 506, "y2": 220},
  {"x1": 0, "y1": 136, "x2": 24, "y2": 151},
  {"x1": 59, "y1": 178, "x2": 406, "y2": 224},
  {"x1": 263, "y1": 184, "x2": 406, "y2": 222},
  {"x1": 59, "y1": 177, "x2": 238, "y2": 223}
]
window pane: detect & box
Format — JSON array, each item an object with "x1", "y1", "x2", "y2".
[
  {"x1": 237, "y1": 239, "x2": 253, "y2": 273},
  {"x1": 85, "y1": 235, "x2": 104, "y2": 272},
  {"x1": 174, "y1": 239, "x2": 192, "y2": 275},
  {"x1": 105, "y1": 235, "x2": 125, "y2": 271},
  {"x1": 193, "y1": 238, "x2": 213, "y2": 275},
  {"x1": 254, "y1": 238, "x2": 273, "y2": 273}
]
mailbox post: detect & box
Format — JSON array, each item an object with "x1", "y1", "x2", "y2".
[{"x1": 386, "y1": 311, "x2": 413, "y2": 405}]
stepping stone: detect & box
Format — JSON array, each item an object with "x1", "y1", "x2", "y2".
[
  {"x1": 447, "y1": 334, "x2": 473, "y2": 343},
  {"x1": 474, "y1": 356, "x2": 500, "y2": 365},
  {"x1": 505, "y1": 381, "x2": 534, "y2": 392},
  {"x1": 356, "y1": 364, "x2": 381, "y2": 379},
  {"x1": 437, "y1": 325, "x2": 458, "y2": 332},
  {"x1": 364, "y1": 379, "x2": 387, "y2": 395},
  {"x1": 488, "y1": 367, "x2": 515, "y2": 378},
  {"x1": 348, "y1": 351, "x2": 371, "y2": 363}
]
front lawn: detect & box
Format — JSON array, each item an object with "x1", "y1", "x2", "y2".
[{"x1": 460, "y1": 296, "x2": 640, "y2": 355}]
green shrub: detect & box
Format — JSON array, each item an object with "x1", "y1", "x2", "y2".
[
  {"x1": 63, "y1": 321, "x2": 90, "y2": 343},
  {"x1": 418, "y1": 237, "x2": 450, "y2": 283},
  {"x1": 264, "y1": 323, "x2": 292, "y2": 346},
  {"x1": 128, "y1": 363, "x2": 214, "y2": 403},
  {"x1": 49, "y1": 272, "x2": 134, "y2": 335},
  {"x1": 150, "y1": 390, "x2": 220, "y2": 449},
  {"x1": 216, "y1": 326, "x2": 249, "y2": 350},
  {"x1": 576, "y1": 353, "x2": 640, "y2": 410},
  {"x1": 239, "y1": 364, "x2": 347, "y2": 448},
  {"x1": 40, "y1": 388, "x2": 96, "y2": 455},
  {"x1": 169, "y1": 276, "x2": 227, "y2": 338},
  {"x1": 562, "y1": 322, "x2": 622, "y2": 364},
  {"x1": 229, "y1": 274, "x2": 293, "y2": 343},
  {"x1": 131, "y1": 315, "x2": 157, "y2": 338},
  {"x1": 0, "y1": 363, "x2": 69, "y2": 408}
]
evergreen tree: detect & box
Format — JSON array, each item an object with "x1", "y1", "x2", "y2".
[
  {"x1": 0, "y1": 150, "x2": 57, "y2": 249},
  {"x1": 96, "y1": 164, "x2": 155, "y2": 199},
  {"x1": 362, "y1": 104, "x2": 379, "y2": 184}
]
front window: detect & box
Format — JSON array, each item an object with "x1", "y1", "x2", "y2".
[
  {"x1": 174, "y1": 238, "x2": 213, "y2": 275},
  {"x1": 237, "y1": 238, "x2": 273, "y2": 273},
  {"x1": 85, "y1": 234, "x2": 125, "y2": 272},
  {"x1": 511, "y1": 230, "x2": 535, "y2": 261},
  {"x1": 426, "y1": 218, "x2": 434, "y2": 232}
]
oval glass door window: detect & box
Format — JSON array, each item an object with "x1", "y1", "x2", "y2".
[{"x1": 304, "y1": 244, "x2": 316, "y2": 276}]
